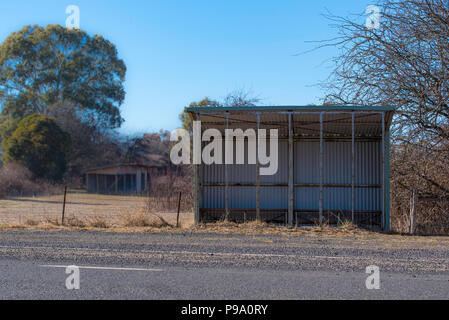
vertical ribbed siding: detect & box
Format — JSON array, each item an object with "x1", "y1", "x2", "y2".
[
  {"x1": 295, "y1": 141, "x2": 319, "y2": 184},
  {"x1": 294, "y1": 141, "x2": 319, "y2": 210},
  {"x1": 202, "y1": 138, "x2": 258, "y2": 209},
  {"x1": 260, "y1": 141, "x2": 288, "y2": 209},
  {"x1": 203, "y1": 186, "x2": 225, "y2": 209},
  {"x1": 355, "y1": 142, "x2": 381, "y2": 185},
  {"x1": 294, "y1": 187, "x2": 319, "y2": 210},
  {"x1": 294, "y1": 140, "x2": 381, "y2": 212},
  {"x1": 202, "y1": 139, "x2": 381, "y2": 214},
  {"x1": 324, "y1": 142, "x2": 352, "y2": 185},
  {"x1": 355, "y1": 141, "x2": 381, "y2": 211}
]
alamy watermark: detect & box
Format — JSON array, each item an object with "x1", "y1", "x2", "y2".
[
  {"x1": 66, "y1": 5, "x2": 80, "y2": 29},
  {"x1": 365, "y1": 5, "x2": 380, "y2": 30},
  {"x1": 65, "y1": 265, "x2": 80, "y2": 290},
  {"x1": 365, "y1": 265, "x2": 380, "y2": 290},
  {"x1": 170, "y1": 121, "x2": 279, "y2": 176}
]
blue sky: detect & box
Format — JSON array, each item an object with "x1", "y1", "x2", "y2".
[{"x1": 0, "y1": 0, "x2": 369, "y2": 134}]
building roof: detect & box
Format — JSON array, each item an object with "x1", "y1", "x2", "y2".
[
  {"x1": 83, "y1": 163, "x2": 163, "y2": 173},
  {"x1": 186, "y1": 105, "x2": 395, "y2": 113},
  {"x1": 186, "y1": 105, "x2": 395, "y2": 138}
]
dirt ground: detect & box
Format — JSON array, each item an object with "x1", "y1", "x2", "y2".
[{"x1": 0, "y1": 191, "x2": 193, "y2": 227}]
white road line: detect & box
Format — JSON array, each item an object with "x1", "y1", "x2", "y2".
[{"x1": 39, "y1": 265, "x2": 163, "y2": 272}]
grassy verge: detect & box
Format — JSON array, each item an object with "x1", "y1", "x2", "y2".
[
  {"x1": 2, "y1": 194, "x2": 449, "y2": 246},
  {"x1": 1, "y1": 218, "x2": 449, "y2": 248}
]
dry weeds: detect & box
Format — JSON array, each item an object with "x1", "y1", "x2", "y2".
[
  {"x1": 0, "y1": 191, "x2": 193, "y2": 228},
  {"x1": 2, "y1": 193, "x2": 449, "y2": 247},
  {"x1": 2, "y1": 216, "x2": 449, "y2": 248}
]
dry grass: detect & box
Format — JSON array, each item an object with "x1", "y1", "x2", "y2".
[
  {"x1": 121, "y1": 211, "x2": 164, "y2": 228},
  {"x1": 0, "y1": 190, "x2": 193, "y2": 228},
  {"x1": 2, "y1": 213, "x2": 449, "y2": 247},
  {"x1": 3, "y1": 192, "x2": 449, "y2": 247},
  {"x1": 64, "y1": 217, "x2": 87, "y2": 228},
  {"x1": 0, "y1": 191, "x2": 366, "y2": 236},
  {"x1": 186, "y1": 221, "x2": 449, "y2": 248},
  {"x1": 25, "y1": 219, "x2": 39, "y2": 226},
  {"x1": 192, "y1": 220, "x2": 367, "y2": 237},
  {"x1": 88, "y1": 216, "x2": 109, "y2": 229}
]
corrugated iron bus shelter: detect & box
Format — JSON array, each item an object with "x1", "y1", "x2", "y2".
[
  {"x1": 186, "y1": 106, "x2": 394, "y2": 231},
  {"x1": 84, "y1": 163, "x2": 163, "y2": 194}
]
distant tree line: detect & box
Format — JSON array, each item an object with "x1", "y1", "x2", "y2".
[
  {"x1": 0, "y1": 23, "x2": 260, "y2": 193},
  {"x1": 179, "y1": 89, "x2": 261, "y2": 130}
]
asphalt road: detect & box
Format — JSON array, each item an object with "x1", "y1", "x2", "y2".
[{"x1": 0, "y1": 230, "x2": 448, "y2": 300}]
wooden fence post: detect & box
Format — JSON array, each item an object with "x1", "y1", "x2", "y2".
[
  {"x1": 62, "y1": 186, "x2": 67, "y2": 225},
  {"x1": 176, "y1": 192, "x2": 182, "y2": 228},
  {"x1": 410, "y1": 189, "x2": 417, "y2": 234}
]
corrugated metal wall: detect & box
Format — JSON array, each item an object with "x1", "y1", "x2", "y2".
[
  {"x1": 260, "y1": 141, "x2": 288, "y2": 209},
  {"x1": 294, "y1": 140, "x2": 381, "y2": 211},
  {"x1": 201, "y1": 139, "x2": 381, "y2": 223}
]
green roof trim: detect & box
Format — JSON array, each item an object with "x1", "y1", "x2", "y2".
[{"x1": 186, "y1": 105, "x2": 395, "y2": 113}]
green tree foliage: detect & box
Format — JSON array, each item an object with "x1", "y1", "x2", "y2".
[
  {"x1": 179, "y1": 90, "x2": 261, "y2": 131},
  {"x1": 0, "y1": 116, "x2": 21, "y2": 149},
  {"x1": 0, "y1": 24, "x2": 126, "y2": 148},
  {"x1": 4, "y1": 114, "x2": 71, "y2": 181},
  {"x1": 179, "y1": 98, "x2": 221, "y2": 131}
]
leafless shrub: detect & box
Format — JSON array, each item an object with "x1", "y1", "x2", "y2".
[
  {"x1": 392, "y1": 187, "x2": 449, "y2": 235},
  {"x1": 0, "y1": 163, "x2": 38, "y2": 197},
  {"x1": 147, "y1": 167, "x2": 193, "y2": 213},
  {"x1": 0, "y1": 163, "x2": 62, "y2": 198},
  {"x1": 50, "y1": 101, "x2": 127, "y2": 180},
  {"x1": 314, "y1": 0, "x2": 449, "y2": 234},
  {"x1": 390, "y1": 139, "x2": 449, "y2": 234},
  {"x1": 223, "y1": 88, "x2": 262, "y2": 107},
  {"x1": 415, "y1": 200, "x2": 449, "y2": 235}
]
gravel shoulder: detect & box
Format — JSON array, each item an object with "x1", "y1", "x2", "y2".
[{"x1": 0, "y1": 230, "x2": 448, "y2": 275}]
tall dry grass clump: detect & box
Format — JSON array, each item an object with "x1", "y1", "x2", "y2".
[{"x1": 121, "y1": 210, "x2": 172, "y2": 228}]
